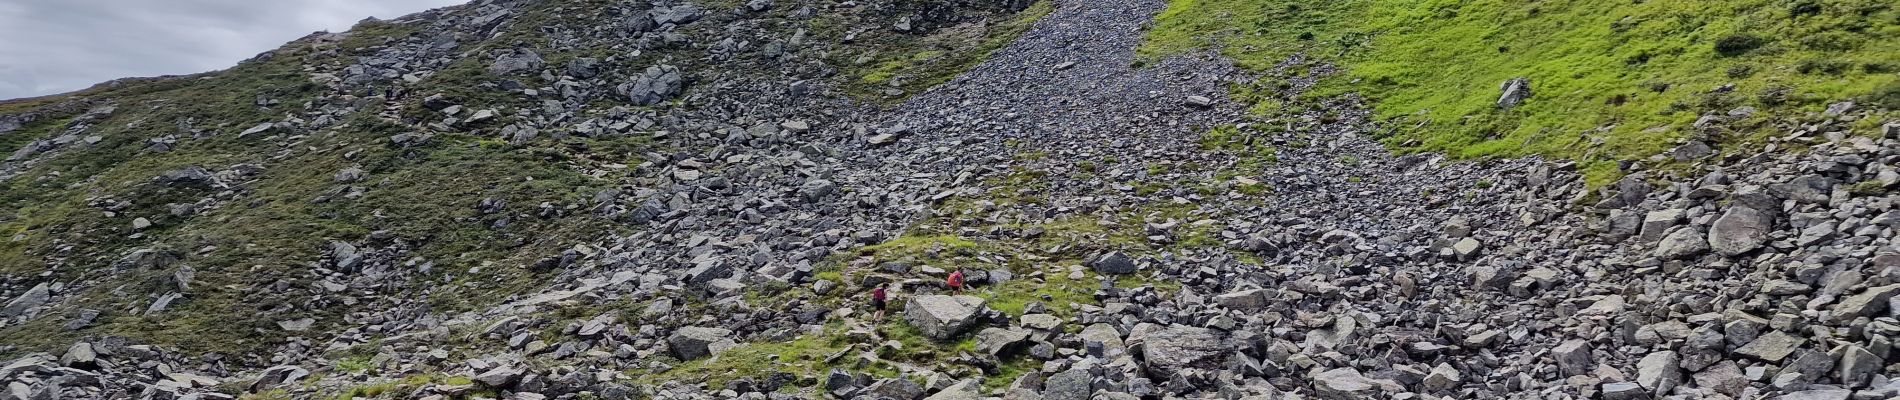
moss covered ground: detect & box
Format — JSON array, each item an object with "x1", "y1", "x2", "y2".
[{"x1": 1143, "y1": 0, "x2": 1899, "y2": 185}]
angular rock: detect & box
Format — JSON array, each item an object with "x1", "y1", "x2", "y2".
[
  {"x1": 1735, "y1": 331, "x2": 1803, "y2": 362},
  {"x1": 1717, "y1": 206, "x2": 1770, "y2": 255},
  {"x1": 1313, "y1": 367, "x2": 1384, "y2": 399},
  {"x1": 1837, "y1": 344, "x2": 1878, "y2": 388},
  {"x1": 1140, "y1": 325, "x2": 1225, "y2": 377},
  {"x1": 1654, "y1": 227, "x2": 1709, "y2": 260},
  {"x1": 1830, "y1": 284, "x2": 1899, "y2": 323},
  {"x1": 1600, "y1": 382, "x2": 1648, "y2": 400},
  {"x1": 1451, "y1": 237, "x2": 1482, "y2": 259},
  {"x1": 1638, "y1": 209, "x2": 1684, "y2": 242},
  {"x1": 1497, "y1": 77, "x2": 1532, "y2": 109},
  {"x1": 1212, "y1": 288, "x2": 1269, "y2": 311},
  {"x1": 974, "y1": 328, "x2": 1031, "y2": 357},
  {"x1": 489, "y1": 48, "x2": 545, "y2": 75},
  {"x1": 252, "y1": 365, "x2": 311, "y2": 391},
  {"x1": 2, "y1": 283, "x2": 51, "y2": 317},
  {"x1": 59, "y1": 342, "x2": 95, "y2": 368},
  {"x1": 798, "y1": 179, "x2": 837, "y2": 203},
  {"x1": 1020, "y1": 314, "x2": 1062, "y2": 331},
  {"x1": 923, "y1": 379, "x2": 981, "y2": 400},
  {"x1": 1691, "y1": 361, "x2": 1746, "y2": 396},
  {"x1": 862, "y1": 377, "x2": 924, "y2": 400},
  {"x1": 1422, "y1": 362, "x2": 1461, "y2": 392},
  {"x1": 1551, "y1": 339, "x2": 1592, "y2": 377},
  {"x1": 1043, "y1": 367, "x2": 1093, "y2": 400},
  {"x1": 473, "y1": 366, "x2": 524, "y2": 387},
  {"x1": 668, "y1": 326, "x2": 737, "y2": 360},
  {"x1": 621, "y1": 65, "x2": 683, "y2": 106},
  {"x1": 1778, "y1": 389, "x2": 1850, "y2": 400},
  {"x1": 1634, "y1": 351, "x2": 1680, "y2": 394},
  {"x1": 904, "y1": 295, "x2": 987, "y2": 340},
  {"x1": 1089, "y1": 252, "x2": 1136, "y2": 275}
]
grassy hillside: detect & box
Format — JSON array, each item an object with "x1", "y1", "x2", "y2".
[
  {"x1": 1143, "y1": 0, "x2": 1899, "y2": 185},
  {"x1": 0, "y1": 0, "x2": 1050, "y2": 360}
]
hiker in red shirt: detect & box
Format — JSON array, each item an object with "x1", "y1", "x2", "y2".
[
  {"x1": 871, "y1": 283, "x2": 889, "y2": 322},
  {"x1": 947, "y1": 268, "x2": 965, "y2": 295}
]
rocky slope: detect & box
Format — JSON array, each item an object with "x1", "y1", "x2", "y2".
[{"x1": 3, "y1": 0, "x2": 1899, "y2": 399}]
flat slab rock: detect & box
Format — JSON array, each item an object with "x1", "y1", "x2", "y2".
[{"x1": 904, "y1": 295, "x2": 988, "y2": 340}]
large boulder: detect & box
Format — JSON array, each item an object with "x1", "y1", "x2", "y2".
[
  {"x1": 1313, "y1": 367, "x2": 1397, "y2": 399},
  {"x1": 648, "y1": 4, "x2": 703, "y2": 25},
  {"x1": 1088, "y1": 252, "x2": 1136, "y2": 275},
  {"x1": 904, "y1": 295, "x2": 987, "y2": 340},
  {"x1": 668, "y1": 326, "x2": 737, "y2": 360},
  {"x1": 1077, "y1": 323, "x2": 1128, "y2": 359},
  {"x1": 488, "y1": 48, "x2": 545, "y2": 75},
  {"x1": 59, "y1": 342, "x2": 96, "y2": 369},
  {"x1": 1138, "y1": 325, "x2": 1226, "y2": 377},
  {"x1": 1768, "y1": 175, "x2": 1834, "y2": 204},
  {"x1": 1496, "y1": 77, "x2": 1532, "y2": 109},
  {"x1": 0, "y1": 115, "x2": 21, "y2": 134},
  {"x1": 2, "y1": 283, "x2": 51, "y2": 317},
  {"x1": 473, "y1": 365, "x2": 525, "y2": 387},
  {"x1": 1708, "y1": 205, "x2": 1774, "y2": 256},
  {"x1": 1042, "y1": 367, "x2": 1095, "y2": 400},
  {"x1": 1653, "y1": 227, "x2": 1709, "y2": 260},
  {"x1": 1635, "y1": 351, "x2": 1682, "y2": 395},
  {"x1": 974, "y1": 327, "x2": 1031, "y2": 357},
  {"x1": 252, "y1": 365, "x2": 311, "y2": 391},
  {"x1": 798, "y1": 179, "x2": 837, "y2": 203},
  {"x1": 861, "y1": 377, "x2": 924, "y2": 400},
  {"x1": 1830, "y1": 284, "x2": 1899, "y2": 323},
  {"x1": 923, "y1": 379, "x2": 982, "y2": 400}
]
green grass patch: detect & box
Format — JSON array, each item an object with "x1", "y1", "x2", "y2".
[{"x1": 1144, "y1": 0, "x2": 1900, "y2": 185}]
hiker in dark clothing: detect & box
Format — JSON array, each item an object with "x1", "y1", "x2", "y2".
[{"x1": 871, "y1": 283, "x2": 889, "y2": 322}]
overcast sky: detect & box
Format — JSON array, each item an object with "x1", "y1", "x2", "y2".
[{"x1": 0, "y1": 0, "x2": 468, "y2": 100}]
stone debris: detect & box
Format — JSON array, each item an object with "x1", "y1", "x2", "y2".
[{"x1": 0, "y1": 0, "x2": 1896, "y2": 399}]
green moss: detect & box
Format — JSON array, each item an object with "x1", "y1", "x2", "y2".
[
  {"x1": 1850, "y1": 179, "x2": 1891, "y2": 196},
  {"x1": 638, "y1": 327, "x2": 843, "y2": 389},
  {"x1": 325, "y1": 374, "x2": 484, "y2": 400},
  {"x1": 1144, "y1": 0, "x2": 1900, "y2": 185}
]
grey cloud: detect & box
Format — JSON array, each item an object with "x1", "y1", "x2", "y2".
[{"x1": 0, "y1": 0, "x2": 466, "y2": 100}]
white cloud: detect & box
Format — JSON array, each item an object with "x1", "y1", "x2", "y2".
[{"x1": 0, "y1": 0, "x2": 467, "y2": 99}]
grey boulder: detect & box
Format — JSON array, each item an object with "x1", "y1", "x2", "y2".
[
  {"x1": 2, "y1": 283, "x2": 51, "y2": 317},
  {"x1": 904, "y1": 295, "x2": 987, "y2": 340},
  {"x1": 1139, "y1": 325, "x2": 1226, "y2": 377},
  {"x1": 668, "y1": 326, "x2": 737, "y2": 361}
]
